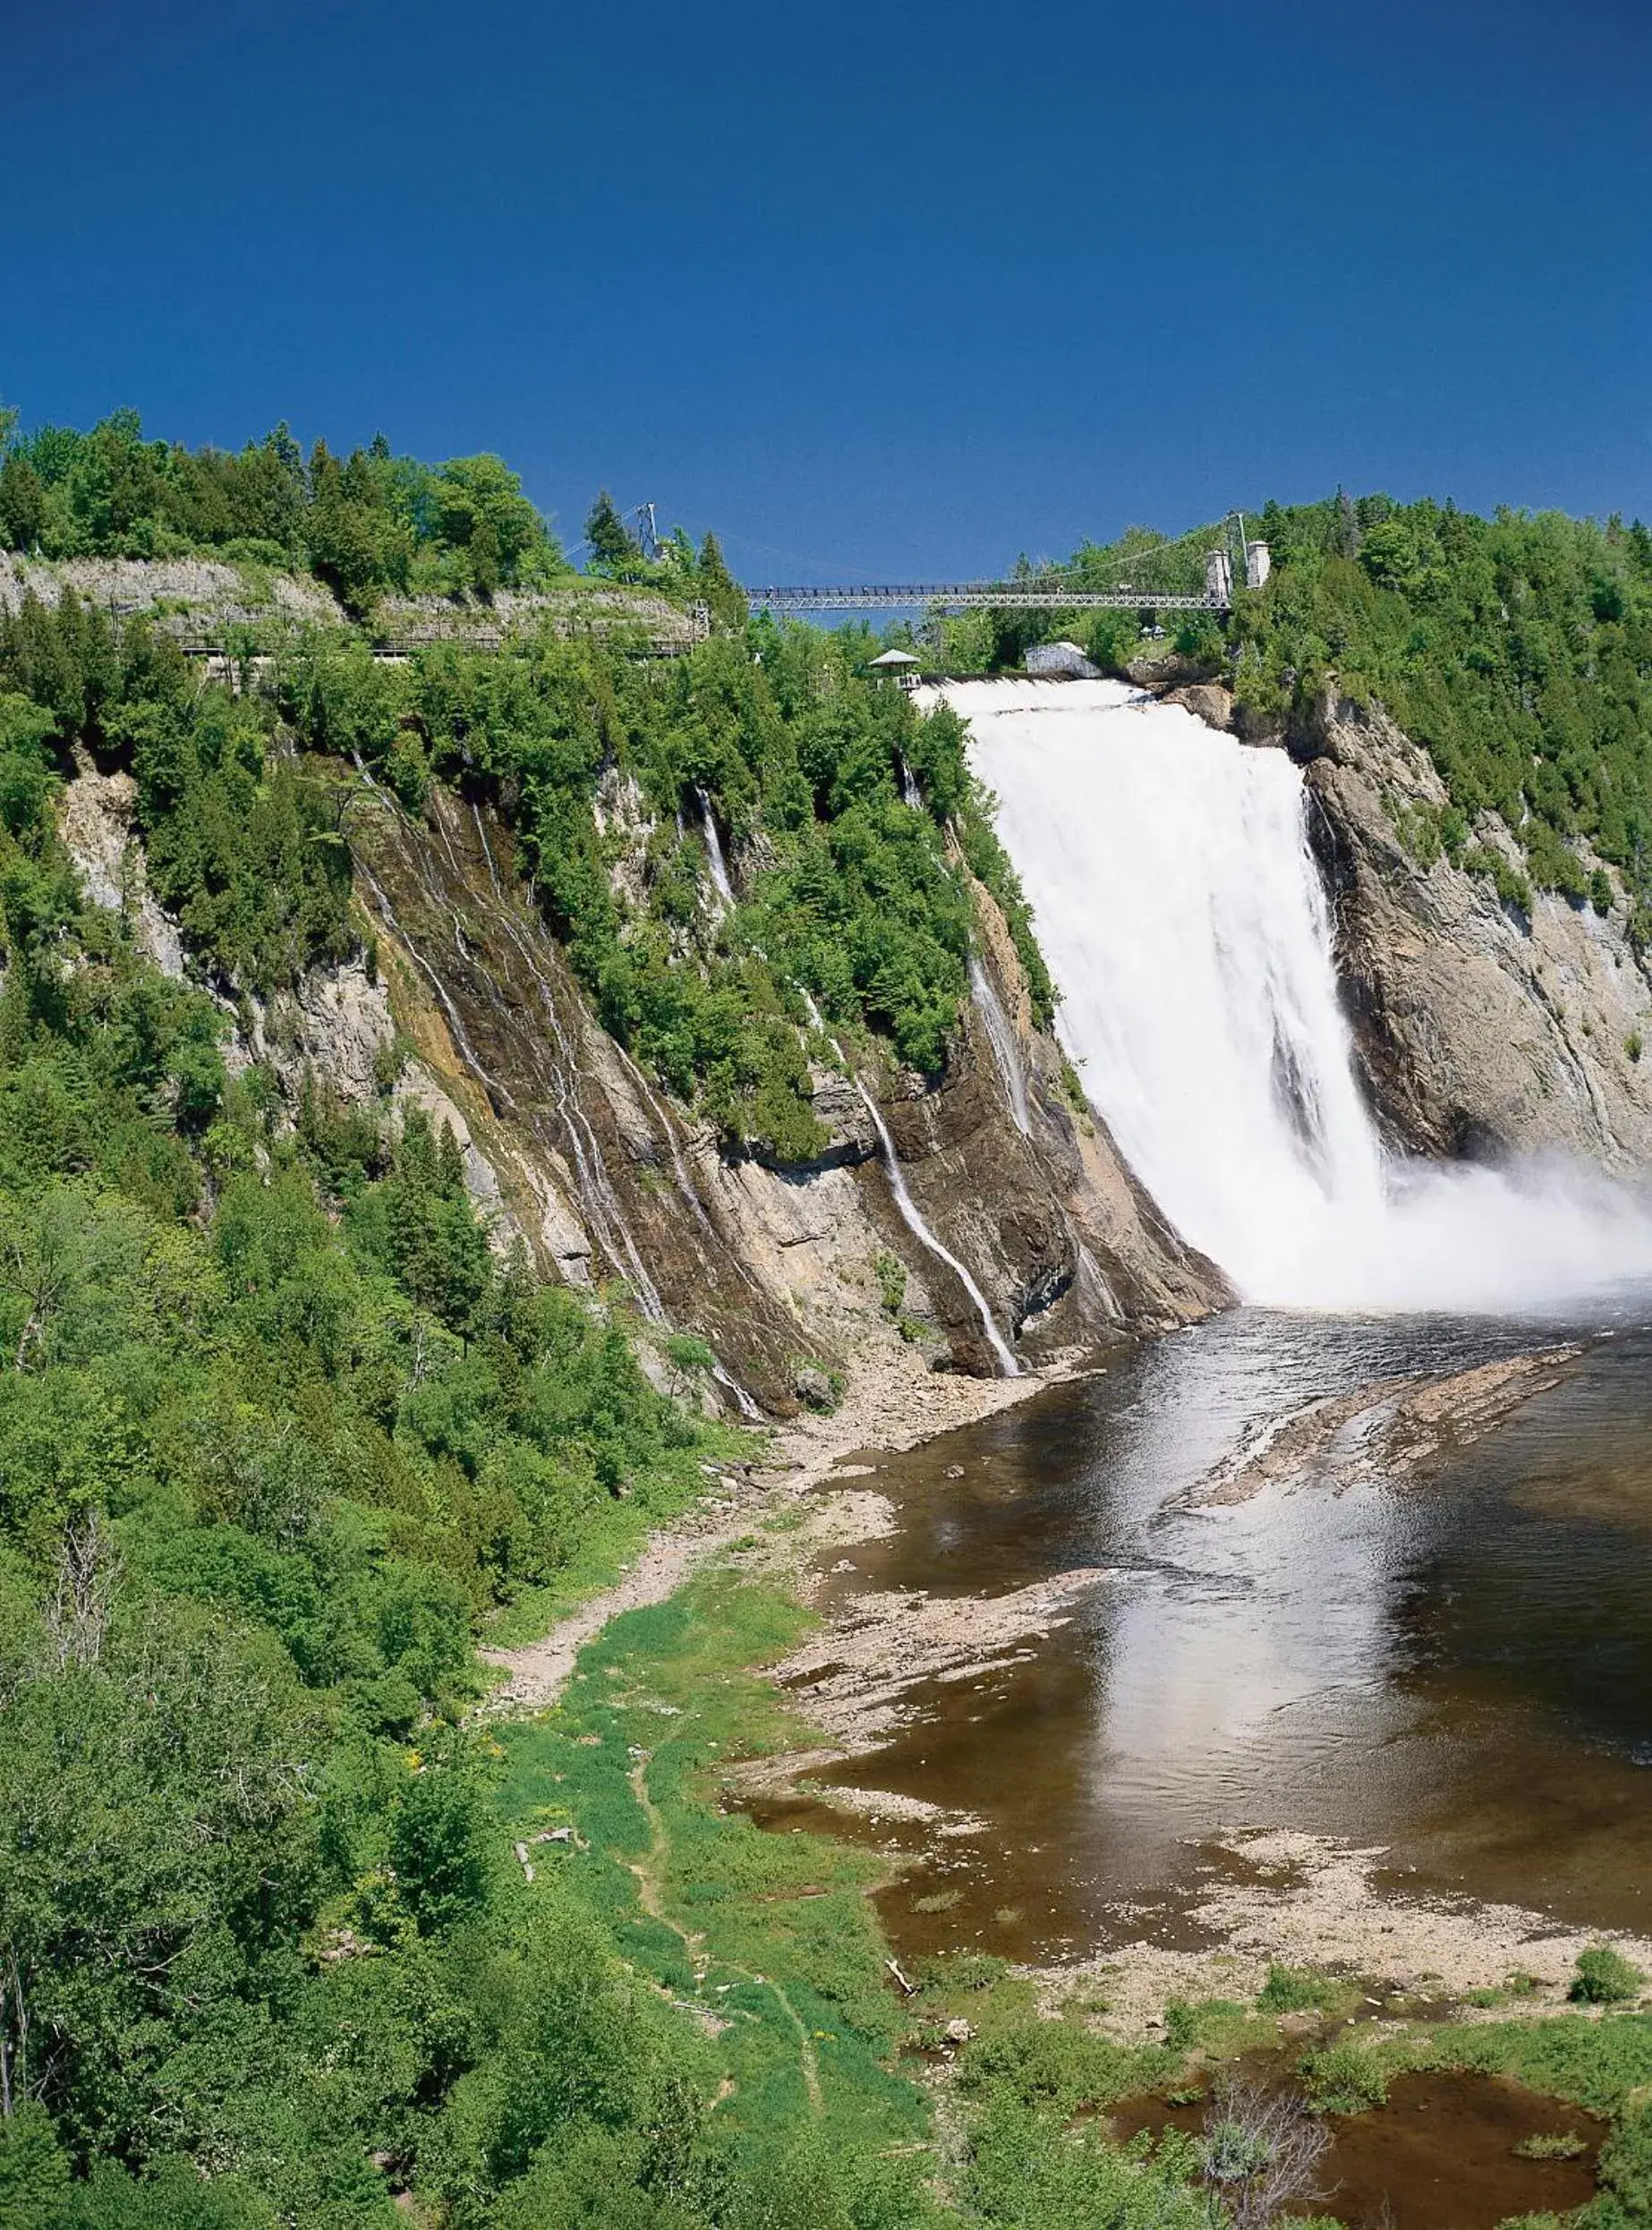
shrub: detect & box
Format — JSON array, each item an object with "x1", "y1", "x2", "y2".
[
  {"x1": 1258, "y1": 1963, "x2": 1346, "y2": 2015},
  {"x1": 1513, "y1": 2131, "x2": 1588, "y2": 2159},
  {"x1": 1571, "y1": 1944, "x2": 1644, "y2": 2005},
  {"x1": 1461, "y1": 842, "x2": 1533, "y2": 917},
  {"x1": 921, "y1": 1950, "x2": 1010, "y2": 1994},
  {"x1": 957, "y1": 2018, "x2": 1146, "y2": 2114},
  {"x1": 1200, "y1": 2080, "x2": 1332, "y2": 2230},
  {"x1": 1298, "y1": 2037, "x2": 1389, "y2": 2113}
]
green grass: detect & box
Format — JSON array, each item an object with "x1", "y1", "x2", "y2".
[
  {"x1": 1393, "y1": 2011, "x2": 1652, "y2": 2116},
  {"x1": 1257, "y1": 1962, "x2": 1362, "y2": 2018},
  {"x1": 493, "y1": 1573, "x2": 931, "y2": 2179},
  {"x1": 493, "y1": 1573, "x2": 1652, "y2": 2218}
]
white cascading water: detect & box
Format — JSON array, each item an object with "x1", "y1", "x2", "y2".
[
  {"x1": 851, "y1": 1079, "x2": 1021, "y2": 1374},
  {"x1": 969, "y1": 957, "x2": 1032, "y2": 1136},
  {"x1": 796, "y1": 987, "x2": 1020, "y2": 1371},
  {"x1": 947, "y1": 677, "x2": 1652, "y2": 1313},
  {"x1": 696, "y1": 788, "x2": 736, "y2": 908}
]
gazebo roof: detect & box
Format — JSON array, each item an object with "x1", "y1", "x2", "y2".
[{"x1": 868, "y1": 647, "x2": 922, "y2": 668}]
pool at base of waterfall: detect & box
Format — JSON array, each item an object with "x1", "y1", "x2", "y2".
[{"x1": 771, "y1": 1301, "x2": 1652, "y2": 1965}]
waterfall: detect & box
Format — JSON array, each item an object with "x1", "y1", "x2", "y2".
[
  {"x1": 796, "y1": 987, "x2": 1019, "y2": 1372},
  {"x1": 850, "y1": 1078, "x2": 1021, "y2": 1375},
  {"x1": 949, "y1": 677, "x2": 1652, "y2": 1313},
  {"x1": 711, "y1": 1359, "x2": 764, "y2": 1421},
  {"x1": 696, "y1": 787, "x2": 735, "y2": 907},
  {"x1": 896, "y1": 753, "x2": 923, "y2": 811},
  {"x1": 969, "y1": 956, "x2": 1031, "y2": 1136}
]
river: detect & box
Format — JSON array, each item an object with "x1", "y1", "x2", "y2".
[{"x1": 783, "y1": 1298, "x2": 1652, "y2": 1965}]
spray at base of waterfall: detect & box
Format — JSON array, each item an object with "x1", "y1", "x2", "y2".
[{"x1": 951, "y1": 677, "x2": 1652, "y2": 1314}]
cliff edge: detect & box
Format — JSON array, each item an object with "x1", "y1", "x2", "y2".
[{"x1": 1177, "y1": 684, "x2": 1652, "y2": 1170}]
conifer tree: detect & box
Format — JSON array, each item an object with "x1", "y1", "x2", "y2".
[
  {"x1": 584, "y1": 489, "x2": 640, "y2": 575},
  {"x1": 696, "y1": 530, "x2": 747, "y2": 630}
]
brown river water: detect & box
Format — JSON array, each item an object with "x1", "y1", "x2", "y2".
[
  {"x1": 1111, "y1": 2068, "x2": 1602, "y2": 2227},
  {"x1": 778, "y1": 1302, "x2": 1652, "y2": 1965}
]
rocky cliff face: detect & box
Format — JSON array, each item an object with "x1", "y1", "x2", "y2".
[
  {"x1": 344, "y1": 782, "x2": 1223, "y2": 1410},
  {"x1": 56, "y1": 761, "x2": 1223, "y2": 1415},
  {"x1": 1188, "y1": 685, "x2": 1652, "y2": 1170}
]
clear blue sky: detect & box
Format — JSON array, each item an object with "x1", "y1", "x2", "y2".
[{"x1": 5, "y1": 0, "x2": 1648, "y2": 577}]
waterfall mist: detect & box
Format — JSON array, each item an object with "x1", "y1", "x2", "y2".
[{"x1": 949, "y1": 678, "x2": 1652, "y2": 1312}]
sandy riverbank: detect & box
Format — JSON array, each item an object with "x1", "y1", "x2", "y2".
[
  {"x1": 1031, "y1": 1826, "x2": 1652, "y2": 2037},
  {"x1": 480, "y1": 1345, "x2": 1076, "y2": 1711}
]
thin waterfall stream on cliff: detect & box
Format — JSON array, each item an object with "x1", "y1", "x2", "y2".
[{"x1": 748, "y1": 681, "x2": 1652, "y2": 1970}]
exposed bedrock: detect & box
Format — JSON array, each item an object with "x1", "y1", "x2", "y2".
[
  {"x1": 1179, "y1": 685, "x2": 1652, "y2": 1170},
  {"x1": 338, "y1": 787, "x2": 1223, "y2": 1408},
  {"x1": 1299, "y1": 698, "x2": 1652, "y2": 1167},
  {"x1": 58, "y1": 761, "x2": 1221, "y2": 1416}
]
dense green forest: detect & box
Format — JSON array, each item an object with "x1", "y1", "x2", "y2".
[
  {"x1": 0, "y1": 405, "x2": 1046, "y2": 1160},
  {"x1": 0, "y1": 405, "x2": 740, "y2": 614},
  {"x1": 1045, "y1": 495, "x2": 1652, "y2": 924},
  {"x1": 0, "y1": 408, "x2": 1056, "y2": 2225},
  {"x1": 0, "y1": 405, "x2": 570, "y2": 609},
  {"x1": 1231, "y1": 496, "x2": 1652, "y2": 919},
  {"x1": 277, "y1": 613, "x2": 1045, "y2": 1162},
  {"x1": 0, "y1": 609, "x2": 1040, "y2": 1170}
]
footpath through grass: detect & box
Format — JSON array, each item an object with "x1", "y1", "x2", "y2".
[
  {"x1": 493, "y1": 1571, "x2": 931, "y2": 2191},
  {"x1": 489, "y1": 1552, "x2": 1652, "y2": 2229}
]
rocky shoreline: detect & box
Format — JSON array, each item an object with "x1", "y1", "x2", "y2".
[
  {"x1": 1188, "y1": 1345, "x2": 1583, "y2": 1505},
  {"x1": 481, "y1": 1347, "x2": 1075, "y2": 1710},
  {"x1": 1037, "y1": 1826, "x2": 1652, "y2": 2038},
  {"x1": 485, "y1": 1331, "x2": 1652, "y2": 2044}
]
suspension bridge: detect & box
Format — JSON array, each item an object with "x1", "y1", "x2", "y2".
[
  {"x1": 739, "y1": 512, "x2": 1269, "y2": 620},
  {"x1": 743, "y1": 581, "x2": 1230, "y2": 617}
]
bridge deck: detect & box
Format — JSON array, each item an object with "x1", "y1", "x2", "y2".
[{"x1": 746, "y1": 583, "x2": 1226, "y2": 615}]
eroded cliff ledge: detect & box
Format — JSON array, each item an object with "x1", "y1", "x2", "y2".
[
  {"x1": 58, "y1": 760, "x2": 1224, "y2": 1416},
  {"x1": 1179, "y1": 682, "x2": 1652, "y2": 1170},
  {"x1": 346, "y1": 784, "x2": 1223, "y2": 1409}
]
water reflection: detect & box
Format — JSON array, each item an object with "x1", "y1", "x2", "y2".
[{"x1": 805, "y1": 1303, "x2": 1652, "y2": 1958}]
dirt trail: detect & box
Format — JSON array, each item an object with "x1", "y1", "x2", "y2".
[
  {"x1": 626, "y1": 1754, "x2": 822, "y2": 2115},
  {"x1": 626, "y1": 1757, "x2": 707, "y2": 1971},
  {"x1": 481, "y1": 1358, "x2": 1070, "y2": 1710}
]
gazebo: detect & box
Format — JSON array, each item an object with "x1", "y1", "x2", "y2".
[{"x1": 868, "y1": 647, "x2": 923, "y2": 691}]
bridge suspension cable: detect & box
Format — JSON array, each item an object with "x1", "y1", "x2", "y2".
[
  {"x1": 743, "y1": 512, "x2": 1263, "y2": 618},
  {"x1": 745, "y1": 583, "x2": 1228, "y2": 615}
]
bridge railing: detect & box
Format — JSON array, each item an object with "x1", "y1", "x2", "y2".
[{"x1": 745, "y1": 583, "x2": 1227, "y2": 615}]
